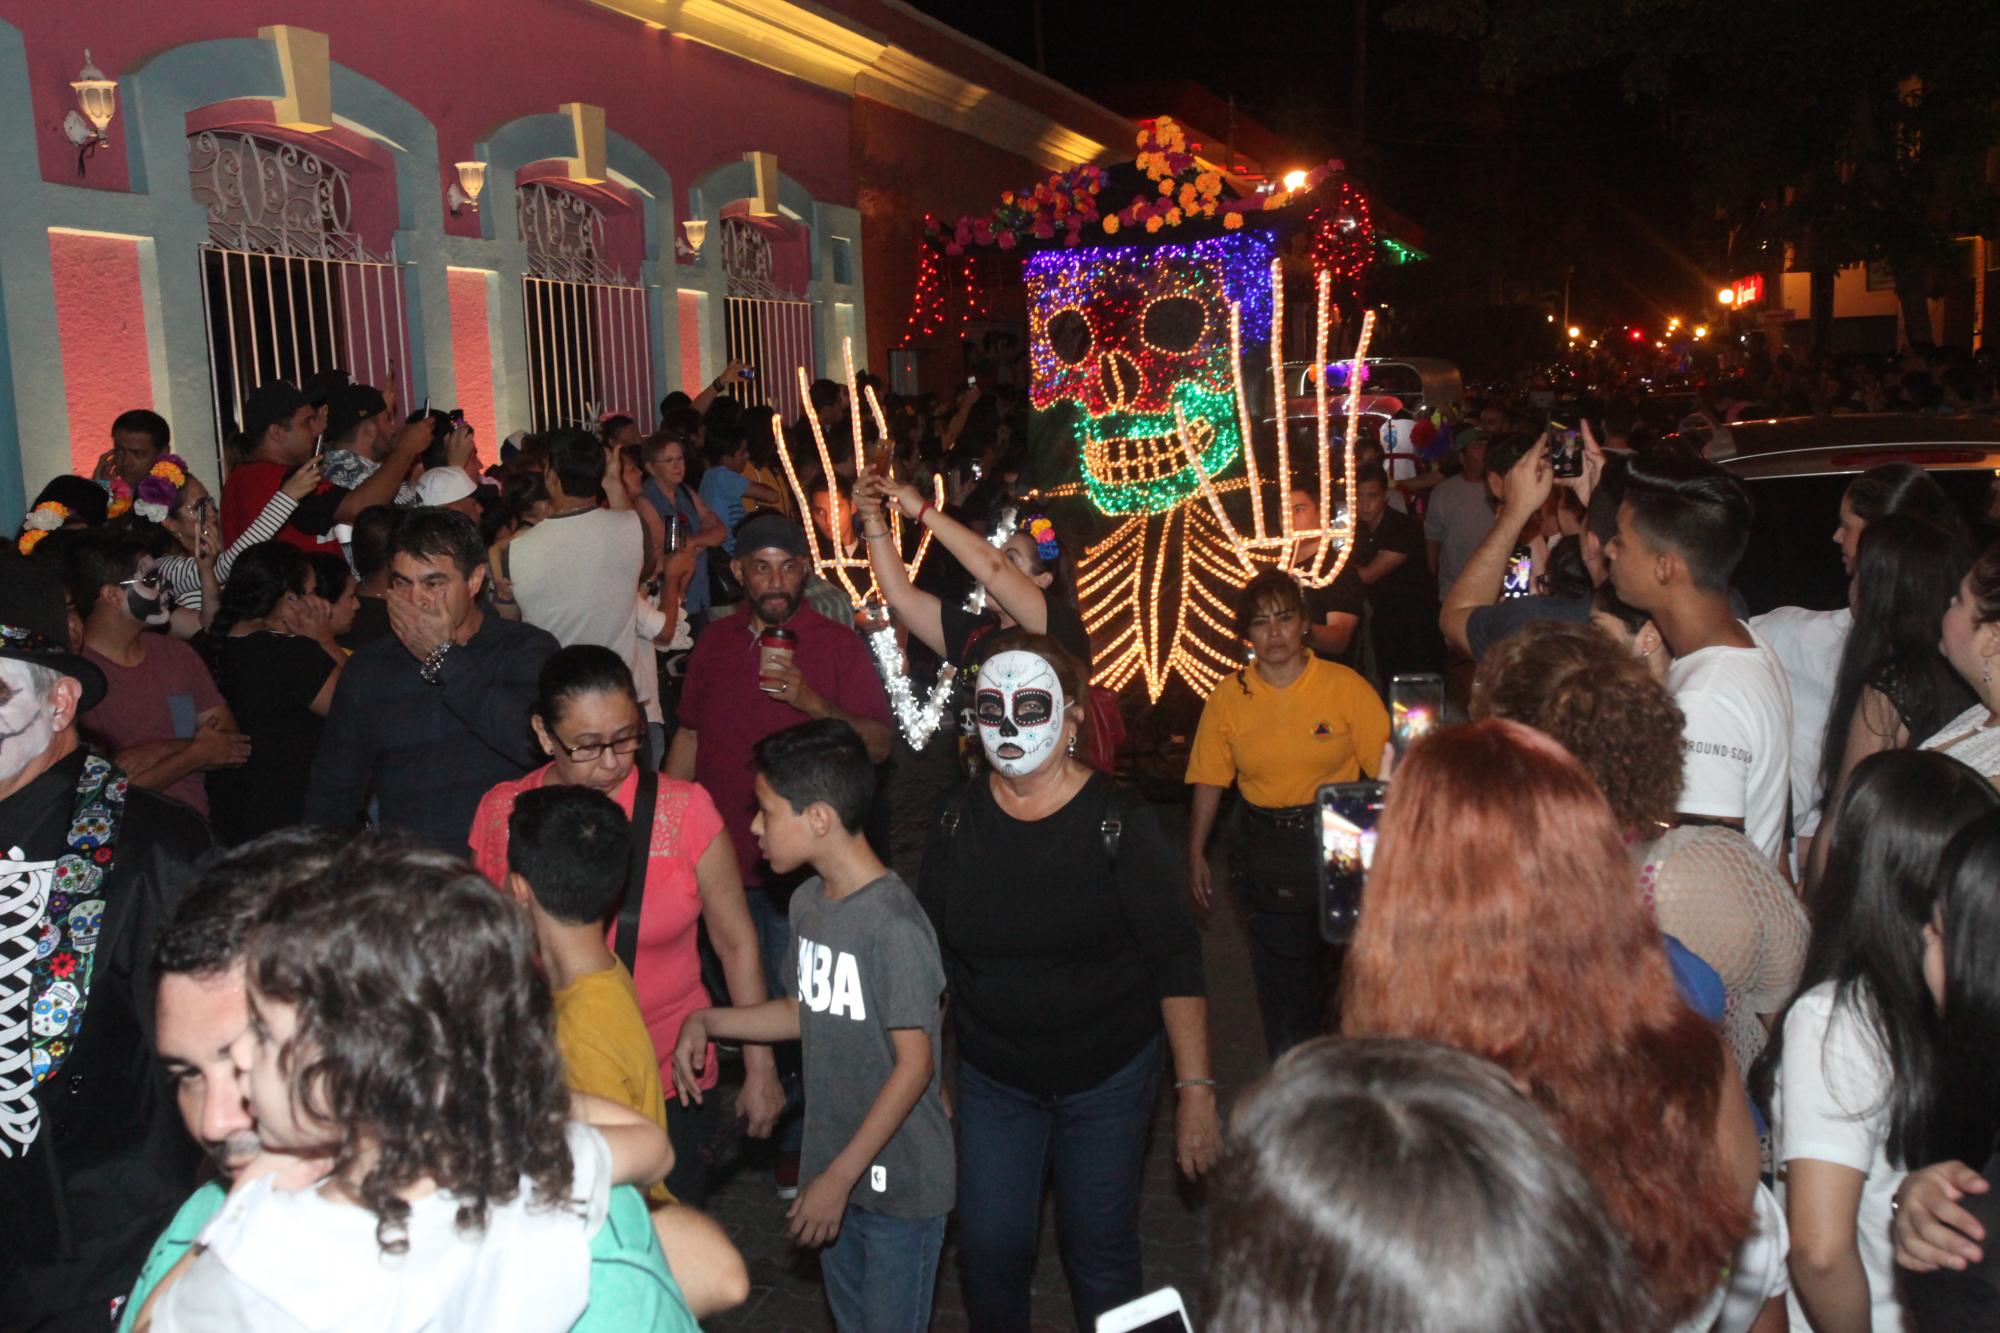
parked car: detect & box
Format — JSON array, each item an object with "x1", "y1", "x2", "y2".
[{"x1": 1714, "y1": 414, "x2": 2000, "y2": 613}]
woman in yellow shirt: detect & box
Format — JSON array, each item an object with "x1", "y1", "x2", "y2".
[{"x1": 1186, "y1": 569, "x2": 1389, "y2": 1060}]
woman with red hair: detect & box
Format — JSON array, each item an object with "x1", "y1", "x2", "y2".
[{"x1": 1342, "y1": 718, "x2": 1760, "y2": 1326}]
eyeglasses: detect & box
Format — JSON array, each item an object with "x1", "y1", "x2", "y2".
[
  {"x1": 119, "y1": 571, "x2": 163, "y2": 590},
  {"x1": 550, "y1": 731, "x2": 646, "y2": 763}
]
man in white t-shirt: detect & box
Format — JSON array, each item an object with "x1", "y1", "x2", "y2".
[
  {"x1": 498, "y1": 431, "x2": 651, "y2": 692},
  {"x1": 1607, "y1": 454, "x2": 1793, "y2": 863}
]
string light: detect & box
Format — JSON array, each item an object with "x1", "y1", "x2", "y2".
[
  {"x1": 783, "y1": 340, "x2": 944, "y2": 605},
  {"x1": 863, "y1": 600, "x2": 958, "y2": 748},
  {"x1": 1025, "y1": 232, "x2": 1276, "y2": 516}
]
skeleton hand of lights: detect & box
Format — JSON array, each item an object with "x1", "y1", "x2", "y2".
[
  {"x1": 782, "y1": 339, "x2": 944, "y2": 605},
  {"x1": 1173, "y1": 263, "x2": 1375, "y2": 589}
]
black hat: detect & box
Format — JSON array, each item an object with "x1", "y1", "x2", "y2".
[
  {"x1": 243, "y1": 381, "x2": 307, "y2": 443},
  {"x1": 323, "y1": 383, "x2": 390, "y2": 445},
  {"x1": 0, "y1": 551, "x2": 106, "y2": 710},
  {"x1": 25, "y1": 475, "x2": 110, "y2": 529},
  {"x1": 301, "y1": 366, "x2": 351, "y2": 407},
  {"x1": 733, "y1": 511, "x2": 809, "y2": 560}
]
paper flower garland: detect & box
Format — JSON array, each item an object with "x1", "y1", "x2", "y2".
[
  {"x1": 17, "y1": 501, "x2": 68, "y2": 553},
  {"x1": 131, "y1": 455, "x2": 191, "y2": 523}
]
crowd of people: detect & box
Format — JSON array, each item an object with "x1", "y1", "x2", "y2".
[{"x1": 4, "y1": 336, "x2": 2000, "y2": 1333}]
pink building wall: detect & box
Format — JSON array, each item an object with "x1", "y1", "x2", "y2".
[
  {"x1": 446, "y1": 268, "x2": 497, "y2": 446},
  {"x1": 46, "y1": 230, "x2": 152, "y2": 475},
  {"x1": 17, "y1": 2, "x2": 852, "y2": 222}
]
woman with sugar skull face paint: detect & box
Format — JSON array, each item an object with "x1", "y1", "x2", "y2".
[
  {"x1": 916, "y1": 630, "x2": 1218, "y2": 1332},
  {"x1": 1185, "y1": 570, "x2": 1389, "y2": 1063}
]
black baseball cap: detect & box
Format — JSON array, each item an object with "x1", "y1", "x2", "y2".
[
  {"x1": 0, "y1": 551, "x2": 105, "y2": 709},
  {"x1": 323, "y1": 383, "x2": 390, "y2": 444},
  {"x1": 301, "y1": 366, "x2": 351, "y2": 407},
  {"x1": 242, "y1": 381, "x2": 308, "y2": 442},
  {"x1": 733, "y1": 511, "x2": 809, "y2": 559}
]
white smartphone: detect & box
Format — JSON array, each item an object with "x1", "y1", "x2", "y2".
[{"x1": 1096, "y1": 1286, "x2": 1194, "y2": 1333}]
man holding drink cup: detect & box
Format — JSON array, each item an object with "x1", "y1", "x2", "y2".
[{"x1": 667, "y1": 512, "x2": 894, "y2": 1188}]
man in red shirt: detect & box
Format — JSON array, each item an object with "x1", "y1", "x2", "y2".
[{"x1": 219, "y1": 381, "x2": 428, "y2": 552}]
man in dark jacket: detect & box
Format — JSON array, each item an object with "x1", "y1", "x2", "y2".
[
  {"x1": 0, "y1": 552, "x2": 210, "y2": 1329},
  {"x1": 303, "y1": 508, "x2": 558, "y2": 857}
]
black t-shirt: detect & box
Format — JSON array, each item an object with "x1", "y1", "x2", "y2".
[
  {"x1": 916, "y1": 773, "x2": 1205, "y2": 1095},
  {"x1": 338, "y1": 596, "x2": 393, "y2": 654},
  {"x1": 207, "y1": 632, "x2": 336, "y2": 845},
  {"x1": 1464, "y1": 594, "x2": 1593, "y2": 659},
  {"x1": 1355, "y1": 506, "x2": 1434, "y2": 611},
  {"x1": 1302, "y1": 560, "x2": 1366, "y2": 672}
]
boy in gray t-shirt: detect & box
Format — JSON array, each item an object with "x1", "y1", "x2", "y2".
[{"x1": 673, "y1": 720, "x2": 951, "y2": 1331}]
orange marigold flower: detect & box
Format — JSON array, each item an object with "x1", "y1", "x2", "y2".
[{"x1": 1223, "y1": 212, "x2": 1244, "y2": 230}]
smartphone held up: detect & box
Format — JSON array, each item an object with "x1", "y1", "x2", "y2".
[{"x1": 1318, "y1": 781, "x2": 1386, "y2": 945}]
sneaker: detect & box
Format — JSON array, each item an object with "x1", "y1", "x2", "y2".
[{"x1": 774, "y1": 1151, "x2": 801, "y2": 1200}]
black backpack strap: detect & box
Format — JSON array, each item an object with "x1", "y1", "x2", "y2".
[
  {"x1": 614, "y1": 769, "x2": 659, "y2": 975},
  {"x1": 1099, "y1": 782, "x2": 1136, "y2": 866}
]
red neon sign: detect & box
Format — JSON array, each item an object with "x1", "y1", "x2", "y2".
[{"x1": 1731, "y1": 275, "x2": 1765, "y2": 306}]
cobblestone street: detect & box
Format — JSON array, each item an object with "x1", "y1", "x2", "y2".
[{"x1": 699, "y1": 734, "x2": 1267, "y2": 1331}]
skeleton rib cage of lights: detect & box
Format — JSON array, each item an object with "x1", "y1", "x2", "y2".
[{"x1": 779, "y1": 239, "x2": 1376, "y2": 710}]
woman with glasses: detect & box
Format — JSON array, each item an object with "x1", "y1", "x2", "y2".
[
  {"x1": 468, "y1": 644, "x2": 785, "y2": 1202},
  {"x1": 1185, "y1": 569, "x2": 1389, "y2": 1061}
]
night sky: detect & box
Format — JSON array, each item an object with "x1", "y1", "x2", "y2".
[{"x1": 909, "y1": 0, "x2": 1708, "y2": 355}]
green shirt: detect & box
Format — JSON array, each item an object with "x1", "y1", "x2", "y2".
[{"x1": 117, "y1": 1181, "x2": 699, "y2": 1332}]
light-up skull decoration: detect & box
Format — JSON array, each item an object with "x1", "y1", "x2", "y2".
[
  {"x1": 975, "y1": 650, "x2": 1067, "y2": 778},
  {"x1": 1027, "y1": 231, "x2": 1276, "y2": 516}
]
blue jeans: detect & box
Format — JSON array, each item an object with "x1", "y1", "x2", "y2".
[
  {"x1": 820, "y1": 1206, "x2": 947, "y2": 1333},
  {"x1": 954, "y1": 1034, "x2": 1163, "y2": 1332},
  {"x1": 744, "y1": 886, "x2": 805, "y2": 1153}
]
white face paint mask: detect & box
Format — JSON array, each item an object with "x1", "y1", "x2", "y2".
[
  {"x1": 0, "y1": 660, "x2": 57, "y2": 790},
  {"x1": 976, "y1": 650, "x2": 1066, "y2": 778}
]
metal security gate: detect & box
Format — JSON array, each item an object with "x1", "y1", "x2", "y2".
[
  {"x1": 197, "y1": 247, "x2": 412, "y2": 456},
  {"x1": 190, "y1": 130, "x2": 412, "y2": 470},
  {"x1": 521, "y1": 276, "x2": 655, "y2": 433},
  {"x1": 723, "y1": 294, "x2": 815, "y2": 423},
  {"x1": 719, "y1": 216, "x2": 815, "y2": 423},
  {"x1": 518, "y1": 182, "x2": 656, "y2": 433}
]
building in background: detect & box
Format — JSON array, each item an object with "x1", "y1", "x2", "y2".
[{"x1": 0, "y1": 0, "x2": 1129, "y2": 519}]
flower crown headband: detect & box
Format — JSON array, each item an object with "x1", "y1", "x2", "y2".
[
  {"x1": 17, "y1": 500, "x2": 69, "y2": 554},
  {"x1": 120, "y1": 455, "x2": 191, "y2": 524},
  {"x1": 1024, "y1": 514, "x2": 1060, "y2": 562}
]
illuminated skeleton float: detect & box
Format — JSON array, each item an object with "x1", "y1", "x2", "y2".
[{"x1": 1027, "y1": 232, "x2": 1376, "y2": 701}]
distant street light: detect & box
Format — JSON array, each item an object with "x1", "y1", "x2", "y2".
[
  {"x1": 1566, "y1": 326, "x2": 1581, "y2": 339},
  {"x1": 1717, "y1": 288, "x2": 1736, "y2": 305}
]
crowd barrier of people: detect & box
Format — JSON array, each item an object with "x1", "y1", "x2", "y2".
[{"x1": 6, "y1": 349, "x2": 2000, "y2": 1333}]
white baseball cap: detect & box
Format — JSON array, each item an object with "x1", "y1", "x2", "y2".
[{"x1": 414, "y1": 466, "x2": 478, "y2": 507}]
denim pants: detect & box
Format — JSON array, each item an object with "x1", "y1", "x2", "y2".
[
  {"x1": 743, "y1": 885, "x2": 805, "y2": 1153},
  {"x1": 1230, "y1": 810, "x2": 1339, "y2": 1060},
  {"x1": 954, "y1": 1033, "x2": 1163, "y2": 1332},
  {"x1": 820, "y1": 1206, "x2": 947, "y2": 1333}
]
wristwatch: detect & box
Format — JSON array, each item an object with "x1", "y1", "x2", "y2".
[{"x1": 419, "y1": 640, "x2": 454, "y2": 685}]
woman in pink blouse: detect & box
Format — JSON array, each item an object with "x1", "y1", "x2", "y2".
[{"x1": 470, "y1": 644, "x2": 784, "y2": 1201}]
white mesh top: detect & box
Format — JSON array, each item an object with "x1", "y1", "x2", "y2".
[
  {"x1": 1920, "y1": 702, "x2": 2000, "y2": 778},
  {"x1": 1636, "y1": 825, "x2": 1809, "y2": 1074}
]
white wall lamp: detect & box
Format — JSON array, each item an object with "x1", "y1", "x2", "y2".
[
  {"x1": 448, "y1": 160, "x2": 487, "y2": 215},
  {"x1": 676, "y1": 218, "x2": 708, "y2": 259},
  {"x1": 63, "y1": 51, "x2": 118, "y2": 176}
]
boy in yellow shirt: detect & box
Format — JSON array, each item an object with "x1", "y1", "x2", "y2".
[{"x1": 506, "y1": 786, "x2": 669, "y2": 1136}]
